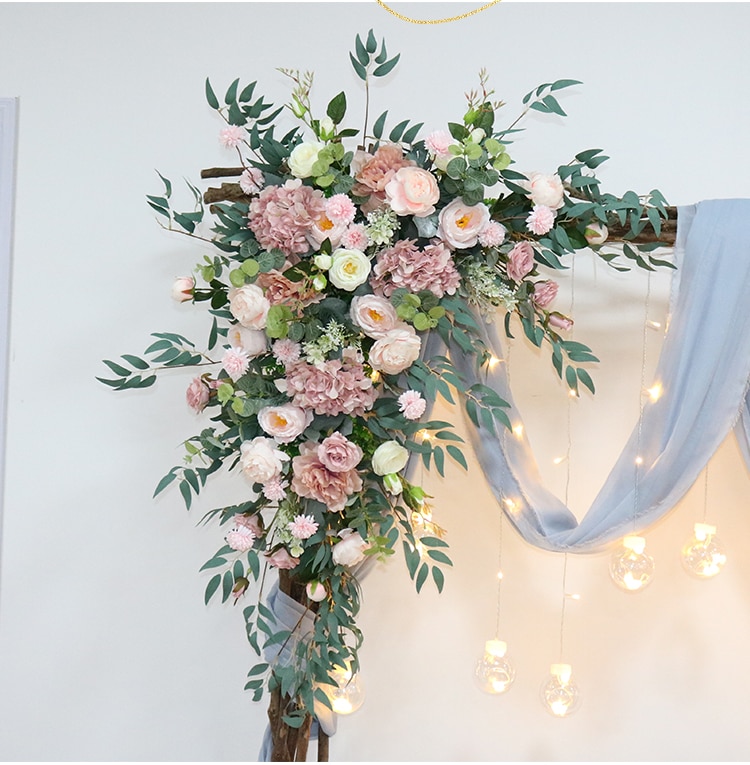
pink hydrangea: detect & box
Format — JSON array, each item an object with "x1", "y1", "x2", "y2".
[
  {"x1": 272, "y1": 339, "x2": 302, "y2": 367},
  {"x1": 291, "y1": 442, "x2": 363, "y2": 513},
  {"x1": 287, "y1": 514, "x2": 319, "y2": 540},
  {"x1": 533, "y1": 280, "x2": 559, "y2": 307},
  {"x1": 226, "y1": 525, "x2": 256, "y2": 552},
  {"x1": 371, "y1": 239, "x2": 461, "y2": 298},
  {"x1": 248, "y1": 179, "x2": 326, "y2": 257},
  {"x1": 326, "y1": 194, "x2": 357, "y2": 225},
  {"x1": 341, "y1": 224, "x2": 369, "y2": 251},
  {"x1": 526, "y1": 205, "x2": 556, "y2": 236},
  {"x1": 239, "y1": 167, "x2": 265, "y2": 195},
  {"x1": 282, "y1": 358, "x2": 378, "y2": 417},
  {"x1": 221, "y1": 346, "x2": 250, "y2": 382},
  {"x1": 352, "y1": 144, "x2": 415, "y2": 200},
  {"x1": 398, "y1": 390, "x2": 427, "y2": 420},
  {"x1": 262, "y1": 478, "x2": 287, "y2": 502},
  {"x1": 478, "y1": 221, "x2": 507, "y2": 248},
  {"x1": 506, "y1": 242, "x2": 536, "y2": 283},
  {"x1": 219, "y1": 125, "x2": 245, "y2": 149},
  {"x1": 186, "y1": 377, "x2": 210, "y2": 413}
]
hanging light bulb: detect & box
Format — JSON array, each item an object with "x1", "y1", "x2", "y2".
[
  {"x1": 609, "y1": 535, "x2": 655, "y2": 592},
  {"x1": 540, "y1": 663, "x2": 582, "y2": 717},
  {"x1": 681, "y1": 523, "x2": 727, "y2": 579},
  {"x1": 474, "y1": 639, "x2": 515, "y2": 695},
  {"x1": 323, "y1": 663, "x2": 365, "y2": 715}
]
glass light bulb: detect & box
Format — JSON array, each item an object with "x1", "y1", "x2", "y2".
[
  {"x1": 681, "y1": 523, "x2": 727, "y2": 579},
  {"x1": 540, "y1": 663, "x2": 581, "y2": 717},
  {"x1": 324, "y1": 665, "x2": 365, "y2": 715},
  {"x1": 474, "y1": 639, "x2": 515, "y2": 695},
  {"x1": 609, "y1": 535, "x2": 655, "y2": 592}
]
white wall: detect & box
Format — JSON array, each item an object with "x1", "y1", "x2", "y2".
[{"x1": 1, "y1": 2, "x2": 750, "y2": 761}]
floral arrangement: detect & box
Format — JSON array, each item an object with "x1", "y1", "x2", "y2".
[{"x1": 99, "y1": 30, "x2": 669, "y2": 751}]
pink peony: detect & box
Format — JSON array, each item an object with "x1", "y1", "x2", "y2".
[
  {"x1": 219, "y1": 125, "x2": 245, "y2": 149},
  {"x1": 548, "y1": 312, "x2": 574, "y2": 331},
  {"x1": 257, "y1": 404, "x2": 312, "y2": 443},
  {"x1": 307, "y1": 214, "x2": 347, "y2": 249},
  {"x1": 341, "y1": 224, "x2": 369, "y2": 251},
  {"x1": 385, "y1": 166, "x2": 440, "y2": 218},
  {"x1": 326, "y1": 194, "x2": 357, "y2": 225},
  {"x1": 318, "y1": 433, "x2": 363, "y2": 473},
  {"x1": 371, "y1": 239, "x2": 461, "y2": 298},
  {"x1": 532, "y1": 280, "x2": 559, "y2": 308},
  {"x1": 233, "y1": 513, "x2": 264, "y2": 537},
  {"x1": 265, "y1": 548, "x2": 300, "y2": 570},
  {"x1": 262, "y1": 479, "x2": 287, "y2": 502},
  {"x1": 438, "y1": 199, "x2": 491, "y2": 250},
  {"x1": 282, "y1": 358, "x2": 378, "y2": 417},
  {"x1": 272, "y1": 339, "x2": 302, "y2": 367},
  {"x1": 226, "y1": 525, "x2": 256, "y2": 552},
  {"x1": 287, "y1": 514, "x2": 319, "y2": 540},
  {"x1": 171, "y1": 276, "x2": 195, "y2": 303},
  {"x1": 368, "y1": 327, "x2": 422, "y2": 376},
  {"x1": 229, "y1": 284, "x2": 270, "y2": 329},
  {"x1": 506, "y1": 242, "x2": 536, "y2": 283},
  {"x1": 255, "y1": 270, "x2": 322, "y2": 316},
  {"x1": 479, "y1": 222, "x2": 507, "y2": 248},
  {"x1": 248, "y1": 179, "x2": 326, "y2": 258},
  {"x1": 186, "y1": 376, "x2": 210, "y2": 413},
  {"x1": 227, "y1": 325, "x2": 267, "y2": 358},
  {"x1": 526, "y1": 205, "x2": 556, "y2": 236},
  {"x1": 524, "y1": 172, "x2": 565, "y2": 210},
  {"x1": 398, "y1": 389, "x2": 427, "y2": 420},
  {"x1": 425, "y1": 129, "x2": 455, "y2": 159},
  {"x1": 239, "y1": 167, "x2": 265, "y2": 195},
  {"x1": 221, "y1": 347, "x2": 250, "y2": 382},
  {"x1": 291, "y1": 443, "x2": 363, "y2": 513},
  {"x1": 350, "y1": 294, "x2": 400, "y2": 339},
  {"x1": 352, "y1": 144, "x2": 415, "y2": 201},
  {"x1": 239, "y1": 437, "x2": 289, "y2": 484},
  {"x1": 331, "y1": 529, "x2": 370, "y2": 567}
]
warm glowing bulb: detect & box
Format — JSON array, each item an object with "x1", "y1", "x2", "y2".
[
  {"x1": 540, "y1": 663, "x2": 581, "y2": 717},
  {"x1": 610, "y1": 535, "x2": 655, "y2": 592},
  {"x1": 503, "y1": 498, "x2": 517, "y2": 511},
  {"x1": 635, "y1": 456, "x2": 644, "y2": 466},
  {"x1": 488, "y1": 355, "x2": 501, "y2": 369},
  {"x1": 496, "y1": 570, "x2": 504, "y2": 580},
  {"x1": 568, "y1": 388, "x2": 578, "y2": 398},
  {"x1": 681, "y1": 523, "x2": 727, "y2": 579},
  {"x1": 567, "y1": 593, "x2": 581, "y2": 601},
  {"x1": 323, "y1": 665, "x2": 365, "y2": 716},
  {"x1": 646, "y1": 383, "x2": 662, "y2": 402},
  {"x1": 475, "y1": 639, "x2": 515, "y2": 695},
  {"x1": 420, "y1": 429, "x2": 432, "y2": 441},
  {"x1": 553, "y1": 456, "x2": 566, "y2": 465},
  {"x1": 512, "y1": 424, "x2": 524, "y2": 438},
  {"x1": 647, "y1": 320, "x2": 662, "y2": 330}
]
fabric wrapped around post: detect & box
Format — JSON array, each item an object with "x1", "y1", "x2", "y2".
[{"x1": 446, "y1": 199, "x2": 750, "y2": 552}]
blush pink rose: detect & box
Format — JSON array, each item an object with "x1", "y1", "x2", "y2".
[
  {"x1": 171, "y1": 276, "x2": 195, "y2": 303},
  {"x1": 239, "y1": 437, "x2": 290, "y2": 484},
  {"x1": 549, "y1": 312, "x2": 574, "y2": 331},
  {"x1": 186, "y1": 376, "x2": 210, "y2": 413},
  {"x1": 385, "y1": 166, "x2": 440, "y2": 218},
  {"x1": 229, "y1": 284, "x2": 271, "y2": 329},
  {"x1": 368, "y1": 327, "x2": 422, "y2": 376},
  {"x1": 227, "y1": 325, "x2": 267, "y2": 358},
  {"x1": 318, "y1": 433, "x2": 363, "y2": 473},
  {"x1": 532, "y1": 280, "x2": 559, "y2": 307},
  {"x1": 350, "y1": 294, "x2": 400, "y2": 339},
  {"x1": 291, "y1": 442, "x2": 363, "y2": 513},
  {"x1": 257, "y1": 404, "x2": 312, "y2": 443},
  {"x1": 506, "y1": 242, "x2": 536, "y2": 282},
  {"x1": 265, "y1": 548, "x2": 300, "y2": 570},
  {"x1": 307, "y1": 214, "x2": 348, "y2": 249},
  {"x1": 437, "y1": 199, "x2": 490, "y2": 249},
  {"x1": 331, "y1": 529, "x2": 370, "y2": 567},
  {"x1": 525, "y1": 172, "x2": 565, "y2": 210}
]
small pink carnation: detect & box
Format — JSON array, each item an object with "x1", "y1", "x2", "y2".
[
  {"x1": 262, "y1": 478, "x2": 287, "y2": 502},
  {"x1": 226, "y1": 525, "x2": 256, "y2": 552},
  {"x1": 186, "y1": 377, "x2": 210, "y2": 413},
  {"x1": 532, "y1": 280, "x2": 559, "y2": 308},
  {"x1": 478, "y1": 222, "x2": 507, "y2": 248},
  {"x1": 287, "y1": 514, "x2": 319, "y2": 540},
  {"x1": 221, "y1": 346, "x2": 250, "y2": 382},
  {"x1": 341, "y1": 224, "x2": 369, "y2": 251},
  {"x1": 326, "y1": 194, "x2": 356, "y2": 225},
  {"x1": 526, "y1": 205, "x2": 556, "y2": 236},
  {"x1": 272, "y1": 339, "x2": 302, "y2": 367},
  {"x1": 398, "y1": 390, "x2": 427, "y2": 420},
  {"x1": 219, "y1": 125, "x2": 245, "y2": 149},
  {"x1": 239, "y1": 167, "x2": 265, "y2": 195}
]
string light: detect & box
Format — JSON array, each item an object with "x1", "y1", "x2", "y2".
[
  {"x1": 475, "y1": 639, "x2": 515, "y2": 695},
  {"x1": 323, "y1": 664, "x2": 365, "y2": 715},
  {"x1": 512, "y1": 424, "x2": 524, "y2": 438},
  {"x1": 681, "y1": 523, "x2": 727, "y2": 578},
  {"x1": 646, "y1": 383, "x2": 662, "y2": 402},
  {"x1": 487, "y1": 355, "x2": 501, "y2": 370},
  {"x1": 609, "y1": 535, "x2": 655, "y2": 592},
  {"x1": 540, "y1": 663, "x2": 582, "y2": 717}
]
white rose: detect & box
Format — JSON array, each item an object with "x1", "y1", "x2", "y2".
[
  {"x1": 584, "y1": 222, "x2": 609, "y2": 246},
  {"x1": 350, "y1": 294, "x2": 400, "y2": 339},
  {"x1": 314, "y1": 254, "x2": 332, "y2": 271},
  {"x1": 437, "y1": 198, "x2": 491, "y2": 249},
  {"x1": 227, "y1": 325, "x2": 267, "y2": 358},
  {"x1": 229, "y1": 284, "x2": 271, "y2": 330},
  {"x1": 331, "y1": 529, "x2": 370, "y2": 567},
  {"x1": 372, "y1": 440, "x2": 410, "y2": 476},
  {"x1": 368, "y1": 327, "x2": 421, "y2": 375},
  {"x1": 525, "y1": 172, "x2": 565, "y2": 210},
  {"x1": 328, "y1": 248, "x2": 372, "y2": 291},
  {"x1": 257, "y1": 404, "x2": 312, "y2": 444},
  {"x1": 239, "y1": 437, "x2": 289, "y2": 484},
  {"x1": 318, "y1": 117, "x2": 335, "y2": 139},
  {"x1": 288, "y1": 141, "x2": 325, "y2": 179}
]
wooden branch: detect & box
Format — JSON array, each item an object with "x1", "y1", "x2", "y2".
[
  {"x1": 317, "y1": 730, "x2": 329, "y2": 762},
  {"x1": 201, "y1": 166, "x2": 245, "y2": 179},
  {"x1": 203, "y1": 183, "x2": 251, "y2": 205}
]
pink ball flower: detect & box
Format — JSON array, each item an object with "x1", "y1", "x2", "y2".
[
  {"x1": 262, "y1": 478, "x2": 287, "y2": 502},
  {"x1": 221, "y1": 347, "x2": 250, "y2": 382},
  {"x1": 506, "y1": 242, "x2": 536, "y2": 283},
  {"x1": 370, "y1": 239, "x2": 461, "y2": 298},
  {"x1": 533, "y1": 280, "x2": 559, "y2": 308},
  {"x1": 385, "y1": 166, "x2": 440, "y2": 218},
  {"x1": 341, "y1": 224, "x2": 369, "y2": 251},
  {"x1": 226, "y1": 525, "x2": 256, "y2": 552},
  {"x1": 287, "y1": 514, "x2": 319, "y2": 540},
  {"x1": 549, "y1": 312, "x2": 574, "y2": 331},
  {"x1": 478, "y1": 222, "x2": 507, "y2": 248},
  {"x1": 186, "y1": 377, "x2": 210, "y2": 413},
  {"x1": 234, "y1": 513, "x2": 264, "y2": 537},
  {"x1": 326, "y1": 194, "x2": 357, "y2": 225},
  {"x1": 438, "y1": 199, "x2": 491, "y2": 249},
  {"x1": 350, "y1": 294, "x2": 400, "y2": 339},
  {"x1": 291, "y1": 443, "x2": 363, "y2": 513},
  {"x1": 265, "y1": 548, "x2": 300, "y2": 570},
  {"x1": 272, "y1": 339, "x2": 302, "y2": 367},
  {"x1": 318, "y1": 433, "x2": 363, "y2": 473},
  {"x1": 219, "y1": 125, "x2": 245, "y2": 149},
  {"x1": 239, "y1": 167, "x2": 265, "y2": 195},
  {"x1": 369, "y1": 327, "x2": 422, "y2": 376},
  {"x1": 526, "y1": 205, "x2": 556, "y2": 236},
  {"x1": 257, "y1": 404, "x2": 312, "y2": 444},
  {"x1": 171, "y1": 276, "x2": 195, "y2": 303},
  {"x1": 398, "y1": 390, "x2": 427, "y2": 420}
]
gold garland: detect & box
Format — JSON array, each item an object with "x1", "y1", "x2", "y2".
[{"x1": 375, "y1": 0, "x2": 503, "y2": 25}]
